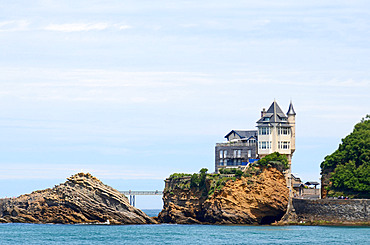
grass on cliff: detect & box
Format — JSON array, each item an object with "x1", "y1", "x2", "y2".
[{"x1": 166, "y1": 168, "x2": 258, "y2": 198}]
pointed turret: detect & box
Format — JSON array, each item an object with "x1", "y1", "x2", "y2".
[
  {"x1": 287, "y1": 101, "x2": 296, "y2": 116},
  {"x1": 287, "y1": 101, "x2": 296, "y2": 154}
]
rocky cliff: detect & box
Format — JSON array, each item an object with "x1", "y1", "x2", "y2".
[
  {"x1": 0, "y1": 173, "x2": 156, "y2": 224},
  {"x1": 158, "y1": 167, "x2": 288, "y2": 224}
]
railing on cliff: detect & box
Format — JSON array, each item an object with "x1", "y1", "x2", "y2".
[{"x1": 120, "y1": 191, "x2": 163, "y2": 196}]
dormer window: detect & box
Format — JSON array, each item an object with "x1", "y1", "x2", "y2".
[{"x1": 263, "y1": 117, "x2": 270, "y2": 121}]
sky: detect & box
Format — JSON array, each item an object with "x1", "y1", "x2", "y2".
[{"x1": 0, "y1": 1, "x2": 369, "y2": 209}]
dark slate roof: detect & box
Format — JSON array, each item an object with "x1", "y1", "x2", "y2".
[
  {"x1": 305, "y1": 181, "x2": 320, "y2": 186},
  {"x1": 287, "y1": 101, "x2": 296, "y2": 115},
  {"x1": 257, "y1": 100, "x2": 289, "y2": 124},
  {"x1": 224, "y1": 130, "x2": 257, "y2": 139},
  {"x1": 266, "y1": 101, "x2": 286, "y2": 117},
  {"x1": 291, "y1": 174, "x2": 301, "y2": 181}
]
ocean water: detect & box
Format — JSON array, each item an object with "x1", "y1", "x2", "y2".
[
  {"x1": 0, "y1": 223, "x2": 369, "y2": 244},
  {"x1": 1, "y1": 223, "x2": 369, "y2": 245},
  {"x1": 0, "y1": 210, "x2": 368, "y2": 244},
  {"x1": 142, "y1": 209, "x2": 161, "y2": 217}
]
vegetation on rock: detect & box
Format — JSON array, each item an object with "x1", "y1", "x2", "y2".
[
  {"x1": 320, "y1": 115, "x2": 370, "y2": 198},
  {"x1": 168, "y1": 173, "x2": 192, "y2": 180},
  {"x1": 252, "y1": 152, "x2": 289, "y2": 173}
]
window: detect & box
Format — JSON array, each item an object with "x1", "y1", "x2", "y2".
[
  {"x1": 249, "y1": 139, "x2": 256, "y2": 145},
  {"x1": 278, "y1": 127, "x2": 290, "y2": 135},
  {"x1": 233, "y1": 149, "x2": 242, "y2": 158},
  {"x1": 278, "y1": 141, "x2": 290, "y2": 149},
  {"x1": 219, "y1": 150, "x2": 223, "y2": 158},
  {"x1": 259, "y1": 127, "x2": 270, "y2": 135},
  {"x1": 248, "y1": 150, "x2": 251, "y2": 158},
  {"x1": 220, "y1": 160, "x2": 223, "y2": 165},
  {"x1": 224, "y1": 150, "x2": 228, "y2": 158},
  {"x1": 259, "y1": 141, "x2": 271, "y2": 150}
]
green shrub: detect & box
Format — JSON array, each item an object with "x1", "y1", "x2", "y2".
[
  {"x1": 219, "y1": 168, "x2": 239, "y2": 175},
  {"x1": 235, "y1": 169, "x2": 243, "y2": 178},
  {"x1": 169, "y1": 173, "x2": 192, "y2": 180},
  {"x1": 255, "y1": 152, "x2": 289, "y2": 173},
  {"x1": 190, "y1": 173, "x2": 200, "y2": 188}
]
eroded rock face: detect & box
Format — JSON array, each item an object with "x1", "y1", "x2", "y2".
[
  {"x1": 0, "y1": 173, "x2": 156, "y2": 224},
  {"x1": 158, "y1": 168, "x2": 288, "y2": 224}
]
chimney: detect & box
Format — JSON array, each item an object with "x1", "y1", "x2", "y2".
[{"x1": 261, "y1": 108, "x2": 266, "y2": 117}]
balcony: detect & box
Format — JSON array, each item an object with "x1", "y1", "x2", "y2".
[{"x1": 216, "y1": 141, "x2": 256, "y2": 147}]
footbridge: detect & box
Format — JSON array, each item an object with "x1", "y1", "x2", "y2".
[{"x1": 120, "y1": 190, "x2": 163, "y2": 207}]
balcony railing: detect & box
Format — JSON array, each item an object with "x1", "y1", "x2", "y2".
[{"x1": 216, "y1": 142, "x2": 256, "y2": 147}]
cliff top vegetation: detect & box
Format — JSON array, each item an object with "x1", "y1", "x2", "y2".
[
  {"x1": 166, "y1": 152, "x2": 289, "y2": 197},
  {"x1": 321, "y1": 115, "x2": 370, "y2": 198},
  {"x1": 252, "y1": 152, "x2": 289, "y2": 173}
]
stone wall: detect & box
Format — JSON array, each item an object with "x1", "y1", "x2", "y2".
[{"x1": 291, "y1": 198, "x2": 369, "y2": 223}]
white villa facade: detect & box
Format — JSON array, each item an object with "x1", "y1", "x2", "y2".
[{"x1": 256, "y1": 100, "x2": 296, "y2": 163}]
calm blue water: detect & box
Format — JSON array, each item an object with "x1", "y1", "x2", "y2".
[
  {"x1": 0, "y1": 210, "x2": 368, "y2": 244},
  {"x1": 0, "y1": 223, "x2": 369, "y2": 244},
  {"x1": 142, "y1": 209, "x2": 161, "y2": 217}
]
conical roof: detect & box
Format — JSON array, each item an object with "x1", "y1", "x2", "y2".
[{"x1": 287, "y1": 101, "x2": 296, "y2": 115}]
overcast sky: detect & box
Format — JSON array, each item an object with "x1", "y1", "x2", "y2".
[{"x1": 1, "y1": 1, "x2": 369, "y2": 208}]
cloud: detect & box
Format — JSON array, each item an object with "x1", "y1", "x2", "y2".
[
  {"x1": 0, "y1": 163, "x2": 165, "y2": 180},
  {"x1": 44, "y1": 22, "x2": 109, "y2": 32},
  {"x1": 0, "y1": 67, "x2": 211, "y2": 104},
  {"x1": 43, "y1": 22, "x2": 133, "y2": 32},
  {"x1": 0, "y1": 20, "x2": 29, "y2": 32},
  {"x1": 115, "y1": 24, "x2": 132, "y2": 30}
]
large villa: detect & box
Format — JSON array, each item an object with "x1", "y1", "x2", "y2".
[{"x1": 215, "y1": 100, "x2": 296, "y2": 173}]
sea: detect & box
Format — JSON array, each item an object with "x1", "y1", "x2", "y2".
[{"x1": 0, "y1": 209, "x2": 369, "y2": 244}]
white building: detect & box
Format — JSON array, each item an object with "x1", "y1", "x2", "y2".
[
  {"x1": 256, "y1": 100, "x2": 296, "y2": 162},
  {"x1": 256, "y1": 100, "x2": 296, "y2": 190}
]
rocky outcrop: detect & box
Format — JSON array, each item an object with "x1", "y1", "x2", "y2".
[
  {"x1": 320, "y1": 168, "x2": 333, "y2": 199},
  {"x1": 0, "y1": 173, "x2": 156, "y2": 224},
  {"x1": 158, "y1": 167, "x2": 288, "y2": 224}
]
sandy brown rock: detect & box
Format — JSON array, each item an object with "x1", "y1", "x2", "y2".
[
  {"x1": 0, "y1": 173, "x2": 156, "y2": 224},
  {"x1": 158, "y1": 167, "x2": 288, "y2": 224},
  {"x1": 204, "y1": 168, "x2": 288, "y2": 224}
]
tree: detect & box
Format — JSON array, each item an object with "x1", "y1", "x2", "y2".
[
  {"x1": 321, "y1": 115, "x2": 370, "y2": 198},
  {"x1": 199, "y1": 168, "x2": 208, "y2": 175}
]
